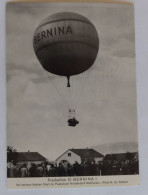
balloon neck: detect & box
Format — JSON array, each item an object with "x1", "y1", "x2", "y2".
[{"x1": 67, "y1": 76, "x2": 71, "y2": 87}]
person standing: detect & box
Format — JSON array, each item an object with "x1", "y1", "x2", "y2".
[
  {"x1": 29, "y1": 163, "x2": 37, "y2": 177},
  {"x1": 36, "y1": 164, "x2": 44, "y2": 177},
  {"x1": 9, "y1": 162, "x2": 17, "y2": 178},
  {"x1": 46, "y1": 163, "x2": 51, "y2": 177},
  {"x1": 21, "y1": 164, "x2": 28, "y2": 177}
]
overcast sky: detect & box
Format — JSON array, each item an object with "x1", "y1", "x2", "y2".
[{"x1": 6, "y1": 2, "x2": 138, "y2": 160}]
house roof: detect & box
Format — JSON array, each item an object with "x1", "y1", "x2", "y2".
[
  {"x1": 56, "y1": 148, "x2": 103, "y2": 161},
  {"x1": 70, "y1": 149, "x2": 104, "y2": 159},
  {"x1": 56, "y1": 148, "x2": 104, "y2": 161},
  {"x1": 104, "y1": 152, "x2": 138, "y2": 161},
  {"x1": 7, "y1": 152, "x2": 46, "y2": 162}
]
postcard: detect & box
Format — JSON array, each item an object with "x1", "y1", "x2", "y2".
[{"x1": 6, "y1": 0, "x2": 139, "y2": 189}]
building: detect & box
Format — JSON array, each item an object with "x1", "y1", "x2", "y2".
[
  {"x1": 7, "y1": 152, "x2": 47, "y2": 168},
  {"x1": 104, "y1": 152, "x2": 138, "y2": 162},
  {"x1": 56, "y1": 148, "x2": 104, "y2": 165}
]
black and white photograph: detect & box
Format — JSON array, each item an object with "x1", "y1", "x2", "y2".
[{"x1": 6, "y1": 1, "x2": 139, "y2": 188}]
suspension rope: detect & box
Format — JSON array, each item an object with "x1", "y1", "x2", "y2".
[{"x1": 47, "y1": 74, "x2": 69, "y2": 110}]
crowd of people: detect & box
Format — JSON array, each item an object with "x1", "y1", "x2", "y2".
[{"x1": 7, "y1": 158, "x2": 139, "y2": 178}]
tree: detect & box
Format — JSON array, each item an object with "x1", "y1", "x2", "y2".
[{"x1": 7, "y1": 146, "x2": 17, "y2": 162}]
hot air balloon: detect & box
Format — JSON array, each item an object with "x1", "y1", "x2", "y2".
[{"x1": 33, "y1": 12, "x2": 99, "y2": 126}]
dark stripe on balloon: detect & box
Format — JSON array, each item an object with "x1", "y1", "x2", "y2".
[{"x1": 35, "y1": 40, "x2": 99, "y2": 54}]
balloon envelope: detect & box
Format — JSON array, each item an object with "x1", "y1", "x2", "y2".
[{"x1": 33, "y1": 12, "x2": 99, "y2": 76}]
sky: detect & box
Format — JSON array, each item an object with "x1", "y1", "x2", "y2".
[{"x1": 6, "y1": 2, "x2": 138, "y2": 161}]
